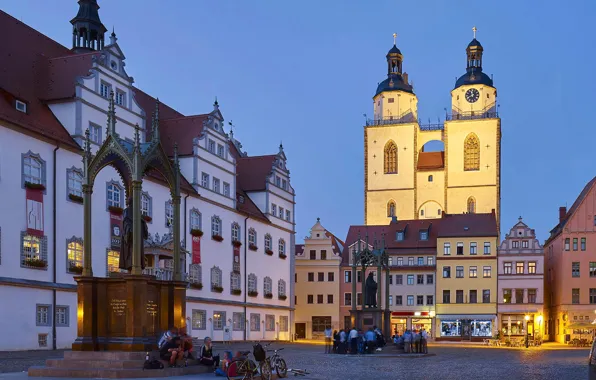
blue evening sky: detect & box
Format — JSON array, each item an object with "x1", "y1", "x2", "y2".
[{"x1": 3, "y1": 0, "x2": 595, "y2": 243}]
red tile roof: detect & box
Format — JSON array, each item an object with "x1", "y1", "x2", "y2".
[
  {"x1": 45, "y1": 52, "x2": 99, "y2": 100},
  {"x1": 236, "y1": 190, "x2": 269, "y2": 223},
  {"x1": 0, "y1": 11, "x2": 80, "y2": 149},
  {"x1": 547, "y1": 176, "x2": 596, "y2": 243},
  {"x1": 417, "y1": 151, "x2": 444, "y2": 170},
  {"x1": 159, "y1": 115, "x2": 209, "y2": 157},
  {"x1": 437, "y1": 212, "x2": 498, "y2": 237},
  {"x1": 237, "y1": 155, "x2": 276, "y2": 192}
]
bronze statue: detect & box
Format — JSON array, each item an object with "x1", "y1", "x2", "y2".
[
  {"x1": 365, "y1": 272, "x2": 377, "y2": 308},
  {"x1": 119, "y1": 197, "x2": 149, "y2": 271}
]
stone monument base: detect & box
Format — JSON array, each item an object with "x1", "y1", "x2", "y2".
[
  {"x1": 72, "y1": 274, "x2": 186, "y2": 352},
  {"x1": 28, "y1": 351, "x2": 211, "y2": 378},
  {"x1": 350, "y1": 308, "x2": 391, "y2": 334}
]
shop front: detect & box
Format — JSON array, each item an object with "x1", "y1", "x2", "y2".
[
  {"x1": 436, "y1": 314, "x2": 495, "y2": 341},
  {"x1": 391, "y1": 311, "x2": 434, "y2": 338}
]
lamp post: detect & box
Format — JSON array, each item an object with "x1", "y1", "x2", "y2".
[{"x1": 524, "y1": 315, "x2": 530, "y2": 348}]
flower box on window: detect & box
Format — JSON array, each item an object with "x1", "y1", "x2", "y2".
[
  {"x1": 68, "y1": 193, "x2": 83, "y2": 203},
  {"x1": 264, "y1": 292, "x2": 273, "y2": 299},
  {"x1": 278, "y1": 295, "x2": 287, "y2": 301},
  {"x1": 69, "y1": 265, "x2": 83, "y2": 274},
  {"x1": 248, "y1": 290, "x2": 259, "y2": 297},
  {"x1": 190, "y1": 229, "x2": 204, "y2": 237},
  {"x1": 142, "y1": 215, "x2": 153, "y2": 222},
  {"x1": 24, "y1": 182, "x2": 46, "y2": 191},
  {"x1": 23, "y1": 258, "x2": 47, "y2": 269},
  {"x1": 190, "y1": 282, "x2": 203, "y2": 290},
  {"x1": 265, "y1": 249, "x2": 274, "y2": 256},
  {"x1": 279, "y1": 253, "x2": 287, "y2": 259},
  {"x1": 232, "y1": 240, "x2": 242, "y2": 248},
  {"x1": 108, "y1": 206, "x2": 124, "y2": 215},
  {"x1": 231, "y1": 289, "x2": 242, "y2": 296},
  {"x1": 212, "y1": 234, "x2": 224, "y2": 242},
  {"x1": 212, "y1": 285, "x2": 224, "y2": 293},
  {"x1": 249, "y1": 244, "x2": 258, "y2": 251}
]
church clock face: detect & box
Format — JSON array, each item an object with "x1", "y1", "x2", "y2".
[{"x1": 465, "y1": 88, "x2": 480, "y2": 103}]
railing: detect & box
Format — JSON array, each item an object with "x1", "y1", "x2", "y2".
[
  {"x1": 366, "y1": 110, "x2": 416, "y2": 126},
  {"x1": 419, "y1": 123, "x2": 444, "y2": 131},
  {"x1": 446, "y1": 111, "x2": 499, "y2": 121},
  {"x1": 142, "y1": 267, "x2": 174, "y2": 281}
]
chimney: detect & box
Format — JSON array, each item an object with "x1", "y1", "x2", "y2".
[
  {"x1": 559, "y1": 207, "x2": 567, "y2": 223},
  {"x1": 491, "y1": 208, "x2": 495, "y2": 215}
]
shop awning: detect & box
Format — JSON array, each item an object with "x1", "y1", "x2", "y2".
[{"x1": 436, "y1": 314, "x2": 496, "y2": 320}]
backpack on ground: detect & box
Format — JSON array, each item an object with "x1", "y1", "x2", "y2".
[
  {"x1": 143, "y1": 359, "x2": 164, "y2": 370},
  {"x1": 253, "y1": 343, "x2": 266, "y2": 362}
]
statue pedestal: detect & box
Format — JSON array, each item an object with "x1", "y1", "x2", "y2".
[
  {"x1": 350, "y1": 308, "x2": 391, "y2": 334},
  {"x1": 72, "y1": 274, "x2": 186, "y2": 351}
]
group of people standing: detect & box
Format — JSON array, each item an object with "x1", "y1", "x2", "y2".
[
  {"x1": 392, "y1": 329, "x2": 428, "y2": 354},
  {"x1": 325, "y1": 326, "x2": 386, "y2": 355}
]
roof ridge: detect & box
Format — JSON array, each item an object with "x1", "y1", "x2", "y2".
[{"x1": 162, "y1": 113, "x2": 208, "y2": 122}]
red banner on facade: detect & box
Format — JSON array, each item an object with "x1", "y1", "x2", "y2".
[
  {"x1": 26, "y1": 188, "x2": 44, "y2": 236},
  {"x1": 192, "y1": 236, "x2": 201, "y2": 264},
  {"x1": 233, "y1": 245, "x2": 240, "y2": 273},
  {"x1": 110, "y1": 212, "x2": 123, "y2": 251}
]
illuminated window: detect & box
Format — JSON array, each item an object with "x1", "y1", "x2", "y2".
[
  {"x1": 67, "y1": 238, "x2": 83, "y2": 272},
  {"x1": 384, "y1": 141, "x2": 398, "y2": 174},
  {"x1": 107, "y1": 250, "x2": 119, "y2": 273},
  {"x1": 464, "y1": 133, "x2": 480, "y2": 171}
]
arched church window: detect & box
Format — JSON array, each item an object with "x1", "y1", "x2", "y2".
[
  {"x1": 387, "y1": 201, "x2": 396, "y2": 217},
  {"x1": 384, "y1": 141, "x2": 398, "y2": 174},
  {"x1": 467, "y1": 197, "x2": 476, "y2": 214},
  {"x1": 464, "y1": 134, "x2": 480, "y2": 171}
]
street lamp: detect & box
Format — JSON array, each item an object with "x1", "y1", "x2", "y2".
[{"x1": 524, "y1": 315, "x2": 530, "y2": 348}]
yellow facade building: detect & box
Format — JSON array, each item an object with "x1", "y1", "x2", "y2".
[
  {"x1": 364, "y1": 30, "x2": 501, "y2": 226},
  {"x1": 435, "y1": 212, "x2": 499, "y2": 341},
  {"x1": 294, "y1": 219, "x2": 345, "y2": 339}
]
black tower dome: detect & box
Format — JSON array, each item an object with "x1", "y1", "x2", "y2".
[
  {"x1": 375, "y1": 33, "x2": 414, "y2": 97},
  {"x1": 455, "y1": 27, "x2": 493, "y2": 89},
  {"x1": 71, "y1": 0, "x2": 107, "y2": 53}
]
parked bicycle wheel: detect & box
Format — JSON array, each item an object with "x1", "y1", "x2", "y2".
[
  {"x1": 227, "y1": 359, "x2": 254, "y2": 380},
  {"x1": 275, "y1": 358, "x2": 287, "y2": 378},
  {"x1": 259, "y1": 360, "x2": 272, "y2": 380}
]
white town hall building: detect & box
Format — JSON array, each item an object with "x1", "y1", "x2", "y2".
[{"x1": 0, "y1": 1, "x2": 295, "y2": 350}]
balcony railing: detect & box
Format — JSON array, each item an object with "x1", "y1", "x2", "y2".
[
  {"x1": 419, "y1": 123, "x2": 444, "y2": 131},
  {"x1": 366, "y1": 110, "x2": 416, "y2": 126},
  {"x1": 446, "y1": 111, "x2": 499, "y2": 121},
  {"x1": 142, "y1": 267, "x2": 174, "y2": 281}
]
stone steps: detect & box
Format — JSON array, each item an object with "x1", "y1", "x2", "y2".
[{"x1": 28, "y1": 351, "x2": 212, "y2": 378}]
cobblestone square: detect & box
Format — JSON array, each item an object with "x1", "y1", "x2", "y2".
[{"x1": 0, "y1": 343, "x2": 594, "y2": 380}]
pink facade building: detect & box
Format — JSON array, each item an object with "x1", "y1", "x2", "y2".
[
  {"x1": 497, "y1": 218, "x2": 545, "y2": 340},
  {"x1": 545, "y1": 177, "x2": 596, "y2": 343}
]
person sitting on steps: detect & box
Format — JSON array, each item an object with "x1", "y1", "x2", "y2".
[
  {"x1": 159, "y1": 332, "x2": 183, "y2": 367},
  {"x1": 199, "y1": 337, "x2": 220, "y2": 369}
]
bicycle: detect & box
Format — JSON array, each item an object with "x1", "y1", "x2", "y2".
[
  {"x1": 226, "y1": 343, "x2": 272, "y2": 380},
  {"x1": 265, "y1": 345, "x2": 287, "y2": 378}
]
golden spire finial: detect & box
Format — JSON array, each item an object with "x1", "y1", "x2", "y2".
[
  {"x1": 472, "y1": 26, "x2": 477, "y2": 39},
  {"x1": 393, "y1": 33, "x2": 397, "y2": 45}
]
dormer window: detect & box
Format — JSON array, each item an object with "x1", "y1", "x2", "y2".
[
  {"x1": 419, "y1": 231, "x2": 428, "y2": 241},
  {"x1": 276, "y1": 176, "x2": 281, "y2": 187},
  {"x1": 15, "y1": 100, "x2": 27, "y2": 113},
  {"x1": 238, "y1": 195, "x2": 245, "y2": 204},
  {"x1": 208, "y1": 139, "x2": 215, "y2": 153},
  {"x1": 217, "y1": 144, "x2": 224, "y2": 158},
  {"x1": 100, "y1": 82, "x2": 111, "y2": 98},
  {"x1": 396, "y1": 231, "x2": 404, "y2": 241},
  {"x1": 282, "y1": 179, "x2": 288, "y2": 190}
]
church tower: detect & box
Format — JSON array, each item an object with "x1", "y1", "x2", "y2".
[
  {"x1": 445, "y1": 27, "x2": 501, "y2": 225},
  {"x1": 364, "y1": 28, "x2": 500, "y2": 226},
  {"x1": 70, "y1": 0, "x2": 107, "y2": 52}
]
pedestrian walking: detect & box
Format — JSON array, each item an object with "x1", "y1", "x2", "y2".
[
  {"x1": 324, "y1": 326, "x2": 332, "y2": 354},
  {"x1": 349, "y1": 327, "x2": 358, "y2": 355}
]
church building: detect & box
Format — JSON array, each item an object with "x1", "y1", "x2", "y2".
[{"x1": 364, "y1": 30, "x2": 501, "y2": 227}]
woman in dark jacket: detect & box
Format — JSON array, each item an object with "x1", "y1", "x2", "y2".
[
  {"x1": 333, "y1": 330, "x2": 339, "y2": 353},
  {"x1": 199, "y1": 337, "x2": 220, "y2": 368}
]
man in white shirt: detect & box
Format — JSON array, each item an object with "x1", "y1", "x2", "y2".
[
  {"x1": 349, "y1": 327, "x2": 358, "y2": 354},
  {"x1": 324, "y1": 326, "x2": 333, "y2": 354},
  {"x1": 421, "y1": 328, "x2": 429, "y2": 353},
  {"x1": 339, "y1": 328, "x2": 347, "y2": 354}
]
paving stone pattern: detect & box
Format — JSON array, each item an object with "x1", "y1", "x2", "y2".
[{"x1": 1, "y1": 345, "x2": 595, "y2": 380}]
